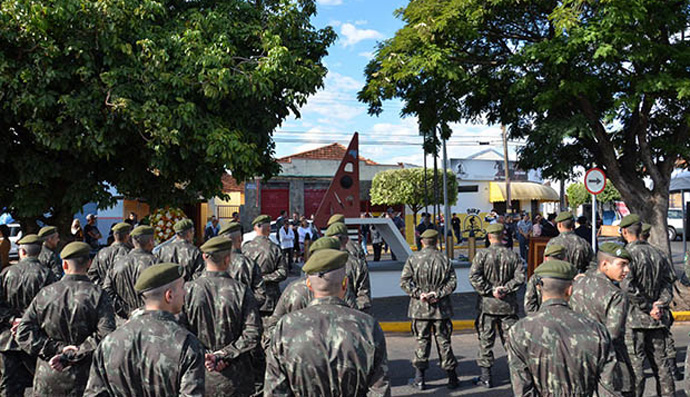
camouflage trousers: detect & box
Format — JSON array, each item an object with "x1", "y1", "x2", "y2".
[
  {"x1": 411, "y1": 319, "x2": 457, "y2": 371},
  {"x1": 475, "y1": 313, "x2": 518, "y2": 368},
  {"x1": 626, "y1": 328, "x2": 675, "y2": 397},
  {"x1": 0, "y1": 350, "x2": 35, "y2": 397}
]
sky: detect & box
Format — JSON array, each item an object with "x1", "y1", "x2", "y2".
[{"x1": 274, "y1": 0, "x2": 519, "y2": 166}]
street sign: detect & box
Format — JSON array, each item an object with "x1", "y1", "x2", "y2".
[{"x1": 585, "y1": 168, "x2": 606, "y2": 195}]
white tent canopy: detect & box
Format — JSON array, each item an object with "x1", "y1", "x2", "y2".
[{"x1": 670, "y1": 171, "x2": 690, "y2": 192}]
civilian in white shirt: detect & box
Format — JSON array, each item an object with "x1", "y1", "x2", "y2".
[
  {"x1": 279, "y1": 221, "x2": 296, "y2": 272},
  {"x1": 296, "y1": 217, "x2": 311, "y2": 261}
]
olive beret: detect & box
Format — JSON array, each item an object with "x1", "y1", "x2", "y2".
[
  {"x1": 173, "y1": 219, "x2": 194, "y2": 234},
  {"x1": 302, "y1": 249, "x2": 348, "y2": 275},
  {"x1": 17, "y1": 234, "x2": 42, "y2": 245},
  {"x1": 486, "y1": 223, "x2": 504, "y2": 235},
  {"x1": 252, "y1": 214, "x2": 271, "y2": 226},
  {"x1": 641, "y1": 223, "x2": 652, "y2": 236},
  {"x1": 219, "y1": 222, "x2": 242, "y2": 235},
  {"x1": 309, "y1": 237, "x2": 341, "y2": 253},
  {"x1": 130, "y1": 225, "x2": 155, "y2": 237},
  {"x1": 38, "y1": 226, "x2": 57, "y2": 238},
  {"x1": 112, "y1": 222, "x2": 132, "y2": 234},
  {"x1": 327, "y1": 214, "x2": 345, "y2": 226},
  {"x1": 599, "y1": 242, "x2": 632, "y2": 261},
  {"x1": 60, "y1": 242, "x2": 91, "y2": 260},
  {"x1": 543, "y1": 244, "x2": 565, "y2": 258},
  {"x1": 619, "y1": 214, "x2": 641, "y2": 229},
  {"x1": 420, "y1": 229, "x2": 439, "y2": 239},
  {"x1": 554, "y1": 211, "x2": 574, "y2": 223},
  {"x1": 134, "y1": 263, "x2": 183, "y2": 292},
  {"x1": 200, "y1": 236, "x2": 233, "y2": 253},
  {"x1": 534, "y1": 259, "x2": 577, "y2": 280},
  {"x1": 325, "y1": 222, "x2": 348, "y2": 237}
]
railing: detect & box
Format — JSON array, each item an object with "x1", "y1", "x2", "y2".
[{"x1": 217, "y1": 205, "x2": 241, "y2": 219}]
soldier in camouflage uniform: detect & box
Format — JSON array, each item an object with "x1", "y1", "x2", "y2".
[
  {"x1": 103, "y1": 225, "x2": 159, "y2": 320},
  {"x1": 469, "y1": 223, "x2": 525, "y2": 388},
  {"x1": 88, "y1": 222, "x2": 132, "y2": 287},
  {"x1": 0, "y1": 234, "x2": 56, "y2": 396},
  {"x1": 16, "y1": 242, "x2": 115, "y2": 396},
  {"x1": 507, "y1": 259, "x2": 618, "y2": 395},
  {"x1": 570, "y1": 242, "x2": 635, "y2": 396},
  {"x1": 85, "y1": 263, "x2": 205, "y2": 396},
  {"x1": 219, "y1": 222, "x2": 266, "y2": 308},
  {"x1": 156, "y1": 218, "x2": 204, "y2": 281},
  {"x1": 325, "y1": 222, "x2": 372, "y2": 312},
  {"x1": 400, "y1": 229, "x2": 458, "y2": 390},
  {"x1": 523, "y1": 244, "x2": 566, "y2": 315},
  {"x1": 265, "y1": 249, "x2": 390, "y2": 396},
  {"x1": 545, "y1": 211, "x2": 595, "y2": 273},
  {"x1": 38, "y1": 225, "x2": 63, "y2": 279},
  {"x1": 328, "y1": 214, "x2": 366, "y2": 261},
  {"x1": 619, "y1": 214, "x2": 675, "y2": 396}
]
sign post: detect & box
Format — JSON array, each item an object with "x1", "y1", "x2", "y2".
[{"x1": 585, "y1": 168, "x2": 607, "y2": 252}]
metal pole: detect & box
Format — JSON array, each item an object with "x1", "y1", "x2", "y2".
[
  {"x1": 423, "y1": 131, "x2": 429, "y2": 215},
  {"x1": 442, "y1": 137, "x2": 452, "y2": 259},
  {"x1": 683, "y1": 189, "x2": 687, "y2": 256},
  {"x1": 502, "y1": 125, "x2": 511, "y2": 213},
  {"x1": 592, "y1": 193, "x2": 597, "y2": 252}
]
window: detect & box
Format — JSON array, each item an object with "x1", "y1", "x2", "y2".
[{"x1": 458, "y1": 185, "x2": 479, "y2": 193}]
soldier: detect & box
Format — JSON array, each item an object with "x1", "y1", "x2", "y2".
[
  {"x1": 328, "y1": 214, "x2": 365, "y2": 261},
  {"x1": 16, "y1": 242, "x2": 116, "y2": 396},
  {"x1": 325, "y1": 222, "x2": 372, "y2": 312},
  {"x1": 468, "y1": 223, "x2": 525, "y2": 388},
  {"x1": 88, "y1": 222, "x2": 132, "y2": 287},
  {"x1": 523, "y1": 244, "x2": 566, "y2": 315},
  {"x1": 85, "y1": 263, "x2": 205, "y2": 396},
  {"x1": 103, "y1": 225, "x2": 158, "y2": 320},
  {"x1": 264, "y1": 249, "x2": 390, "y2": 396},
  {"x1": 400, "y1": 229, "x2": 459, "y2": 390},
  {"x1": 0, "y1": 234, "x2": 56, "y2": 396},
  {"x1": 619, "y1": 214, "x2": 675, "y2": 396},
  {"x1": 156, "y1": 218, "x2": 204, "y2": 281},
  {"x1": 219, "y1": 221, "x2": 266, "y2": 308},
  {"x1": 570, "y1": 242, "x2": 634, "y2": 396},
  {"x1": 507, "y1": 260, "x2": 618, "y2": 395},
  {"x1": 545, "y1": 211, "x2": 595, "y2": 273},
  {"x1": 38, "y1": 225, "x2": 62, "y2": 279},
  {"x1": 180, "y1": 236, "x2": 261, "y2": 396}
]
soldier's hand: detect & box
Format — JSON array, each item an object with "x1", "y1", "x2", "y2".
[
  {"x1": 10, "y1": 319, "x2": 20, "y2": 335},
  {"x1": 419, "y1": 293, "x2": 428, "y2": 302},
  {"x1": 49, "y1": 355, "x2": 65, "y2": 372}
]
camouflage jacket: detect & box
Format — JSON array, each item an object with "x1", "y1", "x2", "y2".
[
  {"x1": 507, "y1": 299, "x2": 617, "y2": 396},
  {"x1": 346, "y1": 238, "x2": 366, "y2": 262},
  {"x1": 345, "y1": 252, "x2": 372, "y2": 312},
  {"x1": 84, "y1": 310, "x2": 206, "y2": 397},
  {"x1": 469, "y1": 243, "x2": 525, "y2": 315},
  {"x1": 156, "y1": 238, "x2": 204, "y2": 281},
  {"x1": 0, "y1": 257, "x2": 56, "y2": 351},
  {"x1": 228, "y1": 249, "x2": 267, "y2": 308},
  {"x1": 400, "y1": 247, "x2": 457, "y2": 319},
  {"x1": 621, "y1": 240, "x2": 674, "y2": 329},
  {"x1": 242, "y1": 236, "x2": 287, "y2": 313},
  {"x1": 39, "y1": 244, "x2": 63, "y2": 279},
  {"x1": 523, "y1": 275, "x2": 541, "y2": 315},
  {"x1": 546, "y1": 231, "x2": 595, "y2": 273},
  {"x1": 102, "y1": 248, "x2": 158, "y2": 319},
  {"x1": 180, "y1": 271, "x2": 261, "y2": 396},
  {"x1": 16, "y1": 274, "x2": 115, "y2": 396},
  {"x1": 88, "y1": 242, "x2": 131, "y2": 287},
  {"x1": 265, "y1": 297, "x2": 390, "y2": 397}
]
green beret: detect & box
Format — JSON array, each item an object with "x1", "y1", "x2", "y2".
[
  {"x1": 420, "y1": 229, "x2": 438, "y2": 239},
  {"x1": 599, "y1": 242, "x2": 632, "y2": 261},
  {"x1": 199, "y1": 236, "x2": 233, "y2": 253},
  {"x1": 641, "y1": 223, "x2": 652, "y2": 236},
  {"x1": 325, "y1": 222, "x2": 348, "y2": 237},
  {"x1": 112, "y1": 222, "x2": 132, "y2": 234},
  {"x1": 219, "y1": 222, "x2": 241, "y2": 235},
  {"x1": 173, "y1": 219, "x2": 194, "y2": 234},
  {"x1": 38, "y1": 226, "x2": 57, "y2": 238},
  {"x1": 544, "y1": 244, "x2": 565, "y2": 258},
  {"x1": 534, "y1": 259, "x2": 577, "y2": 280},
  {"x1": 486, "y1": 223, "x2": 504, "y2": 235},
  {"x1": 327, "y1": 214, "x2": 345, "y2": 226},
  {"x1": 309, "y1": 237, "x2": 341, "y2": 253},
  {"x1": 60, "y1": 242, "x2": 91, "y2": 260},
  {"x1": 130, "y1": 225, "x2": 154, "y2": 237},
  {"x1": 554, "y1": 211, "x2": 574, "y2": 223},
  {"x1": 302, "y1": 249, "x2": 348, "y2": 275},
  {"x1": 134, "y1": 263, "x2": 183, "y2": 292},
  {"x1": 17, "y1": 234, "x2": 42, "y2": 245},
  {"x1": 252, "y1": 214, "x2": 271, "y2": 226},
  {"x1": 619, "y1": 214, "x2": 641, "y2": 229}
]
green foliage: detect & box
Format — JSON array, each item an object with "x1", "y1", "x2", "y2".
[
  {"x1": 567, "y1": 180, "x2": 621, "y2": 209},
  {"x1": 370, "y1": 168, "x2": 457, "y2": 214}
]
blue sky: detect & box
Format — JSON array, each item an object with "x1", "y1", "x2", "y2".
[{"x1": 274, "y1": 0, "x2": 518, "y2": 165}]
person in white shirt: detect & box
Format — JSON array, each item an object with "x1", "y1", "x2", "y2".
[
  {"x1": 279, "y1": 221, "x2": 296, "y2": 272},
  {"x1": 296, "y1": 217, "x2": 311, "y2": 261}
]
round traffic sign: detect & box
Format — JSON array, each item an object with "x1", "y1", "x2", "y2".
[{"x1": 585, "y1": 168, "x2": 606, "y2": 195}]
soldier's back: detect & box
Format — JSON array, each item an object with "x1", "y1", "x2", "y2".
[
  {"x1": 547, "y1": 232, "x2": 594, "y2": 272},
  {"x1": 38, "y1": 245, "x2": 62, "y2": 278},
  {"x1": 88, "y1": 242, "x2": 130, "y2": 286},
  {"x1": 570, "y1": 271, "x2": 625, "y2": 332},
  {"x1": 228, "y1": 251, "x2": 266, "y2": 307},
  {"x1": 624, "y1": 240, "x2": 673, "y2": 329},
  {"x1": 157, "y1": 239, "x2": 203, "y2": 281},
  {"x1": 108, "y1": 249, "x2": 157, "y2": 315},
  {"x1": 402, "y1": 247, "x2": 455, "y2": 319}
]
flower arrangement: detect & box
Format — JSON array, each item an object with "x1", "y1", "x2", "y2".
[{"x1": 149, "y1": 207, "x2": 187, "y2": 244}]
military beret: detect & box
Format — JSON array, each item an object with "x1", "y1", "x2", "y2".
[
  {"x1": 200, "y1": 236, "x2": 233, "y2": 253},
  {"x1": 38, "y1": 226, "x2": 57, "y2": 238},
  {"x1": 60, "y1": 242, "x2": 91, "y2": 260},
  {"x1": 134, "y1": 263, "x2": 183, "y2": 292},
  {"x1": 17, "y1": 234, "x2": 42, "y2": 245},
  {"x1": 599, "y1": 242, "x2": 632, "y2": 261},
  {"x1": 485, "y1": 223, "x2": 504, "y2": 235},
  {"x1": 112, "y1": 222, "x2": 132, "y2": 234},
  {"x1": 554, "y1": 211, "x2": 574, "y2": 223},
  {"x1": 327, "y1": 214, "x2": 345, "y2": 226},
  {"x1": 325, "y1": 222, "x2": 348, "y2": 237},
  {"x1": 420, "y1": 229, "x2": 439, "y2": 239},
  {"x1": 619, "y1": 214, "x2": 641, "y2": 229},
  {"x1": 534, "y1": 259, "x2": 577, "y2": 280},
  {"x1": 309, "y1": 237, "x2": 341, "y2": 253},
  {"x1": 543, "y1": 244, "x2": 565, "y2": 258},
  {"x1": 252, "y1": 214, "x2": 271, "y2": 226},
  {"x1": 130, "y1": 225, "x2": 155, "y2": 237},
  {"x1": 302, "y1": 249, "x2": 348, "y2": 275},
  {"x1": 173, "y1": 219, "x2": 194, "y2": 234},
  {"x1": 641, "y1": 223, "x2": 652, "y2": 236},
  {"x1": 219, "y1": 222, "x2": 241, "y2": 235}
]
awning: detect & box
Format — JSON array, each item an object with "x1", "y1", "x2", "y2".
[{"x1": 489, "y1": 181, "x2": 559, "y2": 203}]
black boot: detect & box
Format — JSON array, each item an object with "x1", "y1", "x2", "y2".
[
  {"x1": 447, "y1": 369, "x2": 460, "y2": 389},
  {"x1": 472, "y1": 367, "x2": 492, "y2": 388},
  {"x1": 412, "y1": 368, "x2": 425, "y2": 390}
]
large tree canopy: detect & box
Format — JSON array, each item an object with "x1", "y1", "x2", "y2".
[
  {"x1": 359, "y1": 0, "x2": 690, "y2": 252},
  {"x1": 0, "y1": 0, "x2": 335, "y2": 232}
]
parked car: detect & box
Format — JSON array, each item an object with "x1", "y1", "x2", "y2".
[
  {"x1": 668, "y1": 208, "x2": 685, "y2": 241},
  {"x1": 7, "y1": 223, "x2": 22, "y2": 260}
]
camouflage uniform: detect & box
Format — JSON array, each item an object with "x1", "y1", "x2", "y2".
[
  {"x1": 0, "y1": 256, "x2": 56, "y2": 396},
  {"x1": 102, "y1": 248, "x2": 158, "y2": 319},
  {"x1": 180, "y1": 271, "x2": 262, "y2": 396},
  {"x1": 345, "y1": 253, "x2": 371, "y2": 312},
  {"x1": 156, "y1": 238, "x2": 204, "y2": 281},
  {"x1": 507, "y1": 298, "x2": 618, "y2": 396},
  {"x1": 621, "y1": 240, "x2": 675, "y2": 396},
  {"x1": 87, "y1": 242, "x2": 130, "y2": 287},
  {"x1": 84, "y1": 310, "x2": 206, "y2": 396},
  {"x1": 469, "y1": 243, "x2": 525, "y2": 369},
  {"x1": 571, "y1": 270, "x2": 634, "y2": 394},
  {"x1": 265, "y1": 296, "x2": 390, "y2": 396},
  {"x1": 545, "y1": 231, "x2": 594, "y2": 273},
  {"x1": 228, "y1": 248, "x2": 267, "y2": 308},
  {"x1": 400, "y1": 246, "x2": 457, "y2": 371},
  {"x1": 241, "y1": 236, "x2": 288, "y2": 316},
  {"x1": 523, "y1": 275, "x2": 541, "y2": 315},
  {"x1": 652, "y1": 244, "x2": 680, "y2": 380},
  {"x1": 38, "y1": 244, "x2": 63, "y2": 279},
  {"x1": 16, "y1": 274, "x2": 116, "y2": 396},
  {"x1": 346, "y1": 238, "x2": 366, "y2": 262}
]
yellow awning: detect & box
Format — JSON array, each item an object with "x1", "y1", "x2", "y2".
[{"x1": 489, "y1": 181, "x2": 559, "y2": 203}]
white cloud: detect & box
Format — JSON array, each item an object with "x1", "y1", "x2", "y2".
[
  {"x1": 354, "y1": 20, "x2": 368, "y2": 25},
  {"x1": 358, "y1": 51, "x2": 375, "y2": 60},
  {"x1": 340, "y1": 23, "x2": 384, "y2": 47},
  {"x1": 317, "y1": 0, "x2": 343, "y2": 5},
  {"x1": 328, "y1": 20, "x2": 342, "y2": 27}
]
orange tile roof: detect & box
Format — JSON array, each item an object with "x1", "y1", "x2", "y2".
[
  {"x1": 221, "y1": 174, "x2": 245, "y2": 193},
  {"x1": 278, "y1": 143, "x2": 378, "y2": 165}
]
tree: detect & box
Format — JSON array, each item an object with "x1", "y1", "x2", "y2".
[
  {"x1": 359, "y1": 0, "x2": 690, "y2": 254},
  {"x1": 370, "y1": 168, "x2": 457, "y2": 225},
  {"x1": 566, "y1": 180, "x2": 621, "y2": 209},
  {"x1": 0, "y1": 0, "x2": 335, "y2": 235}
]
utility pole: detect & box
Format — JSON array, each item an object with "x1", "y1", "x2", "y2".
[
  {"x1": 502, "y1": 125, "x2": 511, "y2": 214},
  {"x1": 442, "y1": 135, "x2": 452, "y2": 259}
]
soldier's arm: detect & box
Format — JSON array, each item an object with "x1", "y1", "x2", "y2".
[
  {"x1": 262, "y1": 288, "x2": 292, "y2": 350},
  {"x1": 179, "y1": 337, "x2": 206, "y2": 397},
  {"x1": 434, "y1": 262, "x2": 457, "y2": 300},
  {"x1": 506, "y1": 328, "x2": 536, "y2": 396},
  {"x1": 16, "y1": 297, "x2": 65, "y2": 360},
  {"x1": 87, "y1": 255, "x2": 102, "y2": 285},
  {"x1": 75, "y1": 293, "x2": 116, "y2": 359},
  {"x1": 190, "y1": 251, "x2": 205, "y2": 281},
  {"x1": 82, "y1": 346, "x2": 110, "y2": 397},
  {"x1": 657, "y1": 256, "x2": 674, "y2": 307},
  {"x1": 399, "y1": 258, "x2": 420, "y2": 298},
  {"x1": 367, "y1": 323, "x2": 391, "y2": 397},
  {"x1": 102, "y1": 270, "x2": 128, "y2": 319},
  {"x1": 468, "y1": 253, "x2": 492, "y2": 296},
  {"x1": 604, "y1": 292, "x2": 627, "y2": 342},
  {"x1": 262, "y1": 250, "x2": 288, "y2": 283},
  {"x1": 504, "y1": 254, "x2": 526, "y2": 293},
  {"x1": 251, "y1": 262, "x2": 267, "y2": 308},
  {"x1": 523, "y1": 277, "x2": 540, "y2": 315},
  {"x1": 355, "y1": 259, "x2": 372, "y2": 311},
  {"x1": 264, "y1": 322, "x2": 293, "y2": 396},
  {"x1": 217, "y1": 289, "x2": 262, "y2": 360}
]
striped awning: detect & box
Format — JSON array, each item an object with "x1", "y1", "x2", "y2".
[{"x1": 489, "y1": 181, "x2": 559, "y2": 203}]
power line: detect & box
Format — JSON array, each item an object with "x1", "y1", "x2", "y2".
[{"x1": 273, "y1": 137, "x2": 526, "y2": 146}]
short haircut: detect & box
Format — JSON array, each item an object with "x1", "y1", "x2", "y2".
[
  {"x1": 560, "y1": 218, "x2": 575, "y2": 230},
  {"x1": 21, "y1": 244, "x2": 41, "y2": 257},
  {"x1": 421, "y1": 237, "x2": 437, "y2": 245},
  {"x1": 113, "y1": 230, "x2": 129, "y2": 241},
  {"x1": 141, "y1": 282, "x2": 173, "y2": 301},
  {"x1": 133, "y1": 234, "x2": 154, "y2": 247},
  {"x1": 66, "y1": 256, "x2": 90, "y2": 270},
  {"x1": 177, "y1": 228, "x2": 193, "y2": 238},
  {"x1": 206, "y1": 249, "x2": 231, "y2": 264},
  {"x1": 540, "y1": 278, "x2": 572, "y2": 296},
  {"x1": 307, "y1": 267, "x2": 346, "y2": 295},
  {"x1": 625, "y1": 222, "x2": 642, "y2": 237}
]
